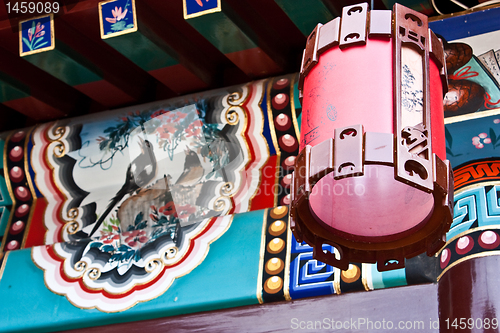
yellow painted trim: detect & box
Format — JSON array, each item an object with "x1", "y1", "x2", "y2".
[
  {"x1": 444, "y1": 108, "x2": 500, "y2": 124},
  {"x1": 0, "y1": 251, "x2": 9, "y2": 282},
  {"x1": 256, "y1": 209, "x2": 268, "y2": 304},
  {"x1": 283, "y1": 212, "x2": 292, "y2": 301}
]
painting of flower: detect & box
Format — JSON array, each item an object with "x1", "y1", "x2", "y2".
[
  {"x1": 100, "y1": 0, "x2": 136, "y2": 37},
  {"x1": 105, "y1": 6, "x2": 128, "y2": 23},
  {"x1": 20, "y1": 15, "x2": 53, "y2": 55}
]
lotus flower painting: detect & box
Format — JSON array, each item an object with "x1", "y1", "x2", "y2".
[{"x1": 100, "y1": 0, "x2": 136, "y2": 38}]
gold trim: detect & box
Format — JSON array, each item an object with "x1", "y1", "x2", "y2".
[
  {"x1": 289, "y1": 74, "x2": 301, "y2": 139},
  {"x1": 0, "y1": 132, "x2": 16, "y2": 253},
  {"x1": 256, "y1": 209, "x2": 267, "y2": 305},
  {"x1": 21, "y1": 127, "x2": 37, "y2": 249},
  {"x1": 444, "y1": 108, "x2": 500, "y2": 124},
  {"x1": 283, "y1": 212, "x2": 292, "y2": 301},
  {"x1": 51, "y1": 126, "x2": 67, "y2": 158},
  {"x1": 437, "y1": 250, "x2": 500, "y2": 281},
  {"x1": 183, "y1": 0, "x2": 222, "y2": 20},
  {"x1": 19, "y1": 13, "x2": 55, "y2": 57},
  {"x1": 361, "y1": 263, "x2": 371, "y2": 291},
  {"x1": 99, "y1": 0, "x2": 138, "y2": 40},
  {"x1": 333, "y1": 260, "x2": 342, "y2": 295},
  {"x1": 0, "y1": 251, "x2": 9, "y2": 282}
]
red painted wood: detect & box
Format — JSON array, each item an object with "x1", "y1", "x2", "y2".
[
  {"x1": 144, "y1": 0, "x2": 250, "y2": 85},
  {"x1": 24, "y1": 197, "x2": 49, "y2": 249},
  {"x1": 59, "y1": 284, "x2": 439, "y2": 333},
  {"x1": 226, "y1": 47, "x2": 283, "y2": 78},
  {"x1": 438, "y1": 256, "x2": 500, "y2": 333}
]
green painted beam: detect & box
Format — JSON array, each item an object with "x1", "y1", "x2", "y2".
[
  {"x1": 274, "y1": 0, "x2": 336, "y2": 36},
  {"x1": 186, "y1": 8, "x2": 256, "y2": 55},
  {"x1": 104, "y1": 31, "x2": 178, "y2": 72},
  {"x1": 23, "y1": 40, "x2": 102, "y2": 87}
]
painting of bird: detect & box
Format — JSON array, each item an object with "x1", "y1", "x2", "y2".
[
  {"x1": 175, "y1": 147, "x2": 204, "y2": 186},
  {"x1": 87, "y1": 137, "x2": 157, "y2": 237}
]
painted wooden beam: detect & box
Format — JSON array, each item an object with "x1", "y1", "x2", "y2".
[
  {"x1": 0, "y1": 74, "x2": 65, "y2": 121},
  {"x1": 0, "y1": 44, "x2": 101, "y2": 121},
  {"x1": 183, "y1": 0, "x2": 285, "y2": 78},
  {"x1": 223, "y1": 0, "x2": 304, "y2": 74},
  {"x1": 273, "y1": 0, "x2": 337, "y2": 36},
  {"x1": 98, "y1": 0, "x2": 216, "y2": 95},
  {"x1": 19, "y1": 13, "x2": 157, "y2": 108},
  {"x1": 144, "y1": 0, "x2": 250, "y2": 87}
]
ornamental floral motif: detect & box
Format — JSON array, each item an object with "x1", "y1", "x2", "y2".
[
  {"x1": 22, "y1": 21, "x2": 48, "y2": 52},
  {"x1": 472, "y1": 132, "x2": 491, "y2": 149}
]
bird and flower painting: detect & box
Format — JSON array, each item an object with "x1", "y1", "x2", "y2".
[{"x1": 19, "y1": 80, "x2": 285, "y2": 313}]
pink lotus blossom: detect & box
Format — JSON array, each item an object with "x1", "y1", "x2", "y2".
[{"x1": 105, "y1": 6, "x2": 128, "y2": 24}]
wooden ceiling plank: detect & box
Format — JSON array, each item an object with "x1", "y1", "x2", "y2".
[
  {"x1": 58, "y1": 4, "x2": 178, "y2": 103},
  {"x1": 144, "y1": 0, "x2": 250, "y2": 86},
  {"x1": 274, "y1": 0, "x2": 337, "y2": 36},
  {"x1": 223, "y1": 0, "x2": 304, "y2": 74},
  {"x1": 16, "y1": 13, "x2": 163, "y2": 108},
  {"x1": 0, "y1": 44, "x2": 101, "y2": 118},
  {"x1": 184, "y1": 0, "x2": 285, "y2": 78},
  {"x1": 53, "y1": 18, "x2": 155, "y2": 106},
  {"x1": 98, "y1": 1, "x2": 214, "y2": 95}
]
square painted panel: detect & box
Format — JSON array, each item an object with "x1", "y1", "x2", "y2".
[
  {"x1": 183, "y1": 0, "x2": 221, "y2": 19},
  {"x1": 19, "y1": 14, "x2": 54, "y2": 56},
  {"x1": 99, "y1": 0, "x2": 137, "y2": 39}
]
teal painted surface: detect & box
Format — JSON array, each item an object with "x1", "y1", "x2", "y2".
[
  {"x1": 0, "y1": 138, "x2": 12, "y2": 237},
  {"x1": 24, "y1": 41, "x2": 102, "y2": 86},
  {"x1": 370, "y1": 265, "x2": 407, "y2": 289},
  {"x1": 0, "y1": 206, "x2": 9, "y2": 238},
  {"x1": 274, "y1": 0, "x2": 335, "y2": 36},
  {"x1": 0, "y1": 209, "x2": 264, "y2": 332},
  {"x1": 105, "y1": 32, "x2": 178, "y2": 72},
  {"x1": 187, "y1": 11, "x2": 256, "y2": 54}
]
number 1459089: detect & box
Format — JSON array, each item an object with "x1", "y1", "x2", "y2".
[
  {"x1": 6, "y1": 2, "x2": 59, "y2": 14},
  {"x1": 445, "y1": 318, "x2": 498, "y2": 330}
]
